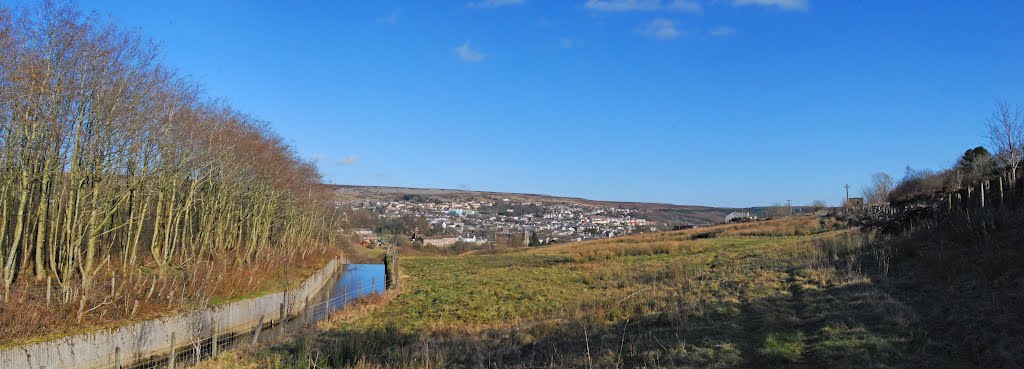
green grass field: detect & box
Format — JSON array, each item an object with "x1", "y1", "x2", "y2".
[{"x1": 203, "y1": 217, "x2": 921, "y2": 368}]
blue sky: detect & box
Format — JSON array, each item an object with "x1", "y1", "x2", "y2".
[{"x1": 72, "y1": 0, "x2": 1024, "y2": 207}]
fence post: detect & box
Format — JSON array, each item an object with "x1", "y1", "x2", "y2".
[
  {"x1": 358, "y1": 280, "x2": 363, "y2": 299},
  {"x1": 343, "y1": 284, "x2": 348, "y2": 307},
  {"x1": 252, "y1": 315, "x2": 264, "y2": 345},
  {"x1": 325, "y1": 287, "x2": 331, "y2": 312},
  {"x1": 212, "y1": 320, "x2": 219, "y2": 357},
  {"x1": 115, "y1": 346, "x2": 121, "y2": 369},
  {"x1": 982, "y1": 181, "x2": 986, "y2": 208},
  {"x1": 169, "y1": 332, "x2": 176, "y2": 369},
  {"x1": 279, "y1": 302, "x2": 286, "y2": 335},
  {"x1": 371, "y1": 276, "x2": 376, "y2": 295},
  {"x1": 304, "y1": 296, "x2": 310, "y2": 325},
  {"x1": 1000, "y1": 177, "x2": 1004, "y2": 205}
]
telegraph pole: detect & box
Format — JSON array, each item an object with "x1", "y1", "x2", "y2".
[{"x1": 844, "y1": 184, "x2": 850, "y2": 204}]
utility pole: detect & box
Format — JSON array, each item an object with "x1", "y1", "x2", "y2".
[{"x1": 844, "y1": 184, "x2": 850, "y2": 203}]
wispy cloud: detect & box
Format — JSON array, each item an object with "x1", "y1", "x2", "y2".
[
  {"x1": 584, "y1": 0, "x2": 701, "y2": 13},
  {"x1": 466, "y1": 0, "x2": 525, "y2": 8},
  {"x1": 311, "y1": 153, "x2": 326, "y2": 163},
  {"x1": 455, "y1": 42, "x2": 487, "y2": 63},
  {"x1": 559, "y1": 37, "x2": 576, "y2": 48},
  {"x1": 377, "y1": 9, "x2": 401, "y2": 24},
  {"x1": 337, "y1": 155, "x2": 359, "y2": 166},
  {"x1": 732, "y1": 0, "x2": 808, "y2": 11},
  {"x1": 638, "y1": 18, "x2": 682, "y2": 39},
  {"x1": 709, "y1": 26, "x2": 738, "y2": 37}
]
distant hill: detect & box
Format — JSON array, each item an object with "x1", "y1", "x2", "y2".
[{"x1": 326, "y1": 184, "x2": 742, "y2": 226}]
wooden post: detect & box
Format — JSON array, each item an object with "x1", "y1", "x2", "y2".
[
  {"x1": 358, "y1": 280, "x2": 363, "y2": 299},
  {"x1": 325, "y1": 287, "x2": 331, "y2": 311},
  {"x1": 169, "y1": 332, "x2": 176, "y2": 369},
  {"x1": 46, "y1": 277, "x2": 51, "y2": 306},
  {"x1": 279, "y1": 302, "x2": 286, "y2": 335},
  {"x1": 384, "y1": 247, "x2": 391, "y2": 290},
  {"x1": 212, "y1": 320, "x2": 219, "y2": 357},
  {"x1": 343, "y1": 284, "x2": 347, "y2": 307},
  {"x1": 1000, "y1": 177, "x2": 1005, "y2": 204},
  {"x1": 982, "y1": 181, "x2": 986, "y2": 208},
  {"x1": 948, "y1": 193, "x2": 952, "y2": 211},
  {"x1": 371, "y1": 276, "x2": 376, "y2": 295},
  {"x1": 252, "y1": 315, "x2": 264, "y2": 345},
  {"x1": 304, "y1": 296, "x2": 310, "y2": 325},
  {"x1": 115, "y1": 347, "x2": 121, "y2": 368}
]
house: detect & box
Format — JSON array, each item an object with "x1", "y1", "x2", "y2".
[
  {"x1": 725, "y1": 212, "x2": 755, "y2": 223},
  {"x1": 418, "y1": 234, "x2": 459, "y2": 247},
  {"x1": 845, "y1": 197, "x2": 865, "y2": 208},
  {"x1": 353, "y1": 228, "x2": 376, "y2": 242},
  {"x1": 458, "y1": 235, "x2": 488, "y2": 245}
]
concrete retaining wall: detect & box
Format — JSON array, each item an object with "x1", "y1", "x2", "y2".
[{"x1": 0, "y1": 257, "x2": 343, "y2": 369}]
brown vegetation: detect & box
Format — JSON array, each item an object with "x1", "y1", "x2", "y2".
[{"x1": 0, "y1": 1, "x2": 341, "y2": 347}]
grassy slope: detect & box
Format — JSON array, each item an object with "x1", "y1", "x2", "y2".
[{"x1": 204, "y1": 217, "x2": 918, "y2": 368}]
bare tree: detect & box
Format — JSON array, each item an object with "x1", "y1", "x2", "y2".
[
  {"x1": 0, "y1": 0, "x2": 344, "y2": 326},
  {"x1": 862, "y1": 172, "x2": 893, "y2": 205},
  {"x1": 987, "y1": 100, "x2": 1024, "y2": 183}
]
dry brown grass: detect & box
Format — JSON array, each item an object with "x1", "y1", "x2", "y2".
[
  {"x1": 0, "y1": 245, "x2": 341, "y2": 349},
  {"x1": 532, "y1": 216, "x2": 840, "y2": 263},
  {"x1": 201, "y1": 216, "x2": 925, "y2": 369}
]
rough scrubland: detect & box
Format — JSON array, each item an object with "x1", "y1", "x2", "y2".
[{"x1": 200, "y1": 217, "x2": 954, "y2": 368}]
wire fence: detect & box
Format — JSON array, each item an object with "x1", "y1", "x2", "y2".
[{"x1": 77, "y1": 279, "x2": 384, "y2": 369}]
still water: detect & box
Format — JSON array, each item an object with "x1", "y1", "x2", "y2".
[
  {"x1": 128, "y1": 263, "x2": 388, "y2": 368},
  {"x1": 319, "y1": 263, "x2": 387, "y2": 310}
]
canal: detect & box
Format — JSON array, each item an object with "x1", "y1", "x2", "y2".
[{"x1": 317, "y1": 263, "x2": 387, "y2": 311}]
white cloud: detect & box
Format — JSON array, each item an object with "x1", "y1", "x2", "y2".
[
  {"x1": 709, "y1": 26, "x2": 738, "y2": 37},
  {"x1": 584, "y1": 0, "x2": 701, "y2": 13},
  {"x1": 377, "y1": 9, "x2": 401, "y2": 24},
  {"x1": 455, "y1": 42, "x2": 486, "y2": 63},
  {"x1": 311, "y1": 153, "x2": 326, "y2": 163},
  {"x1": 732, "y1": 0, "x2": 808, "y2": 11},
  {"x1": 638, "y1": 18, "x2": 681, "y2": 39},
  {"x1": 337, "y1": 155, "x2": 359, "y2": 165},
  {"x1": 466, "y1": 0, "x2": 525, "y2": 8}
]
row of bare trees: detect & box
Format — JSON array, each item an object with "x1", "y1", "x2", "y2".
[{"x1": 0, "y1": 0, "x2": 340, "y2": 316}]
